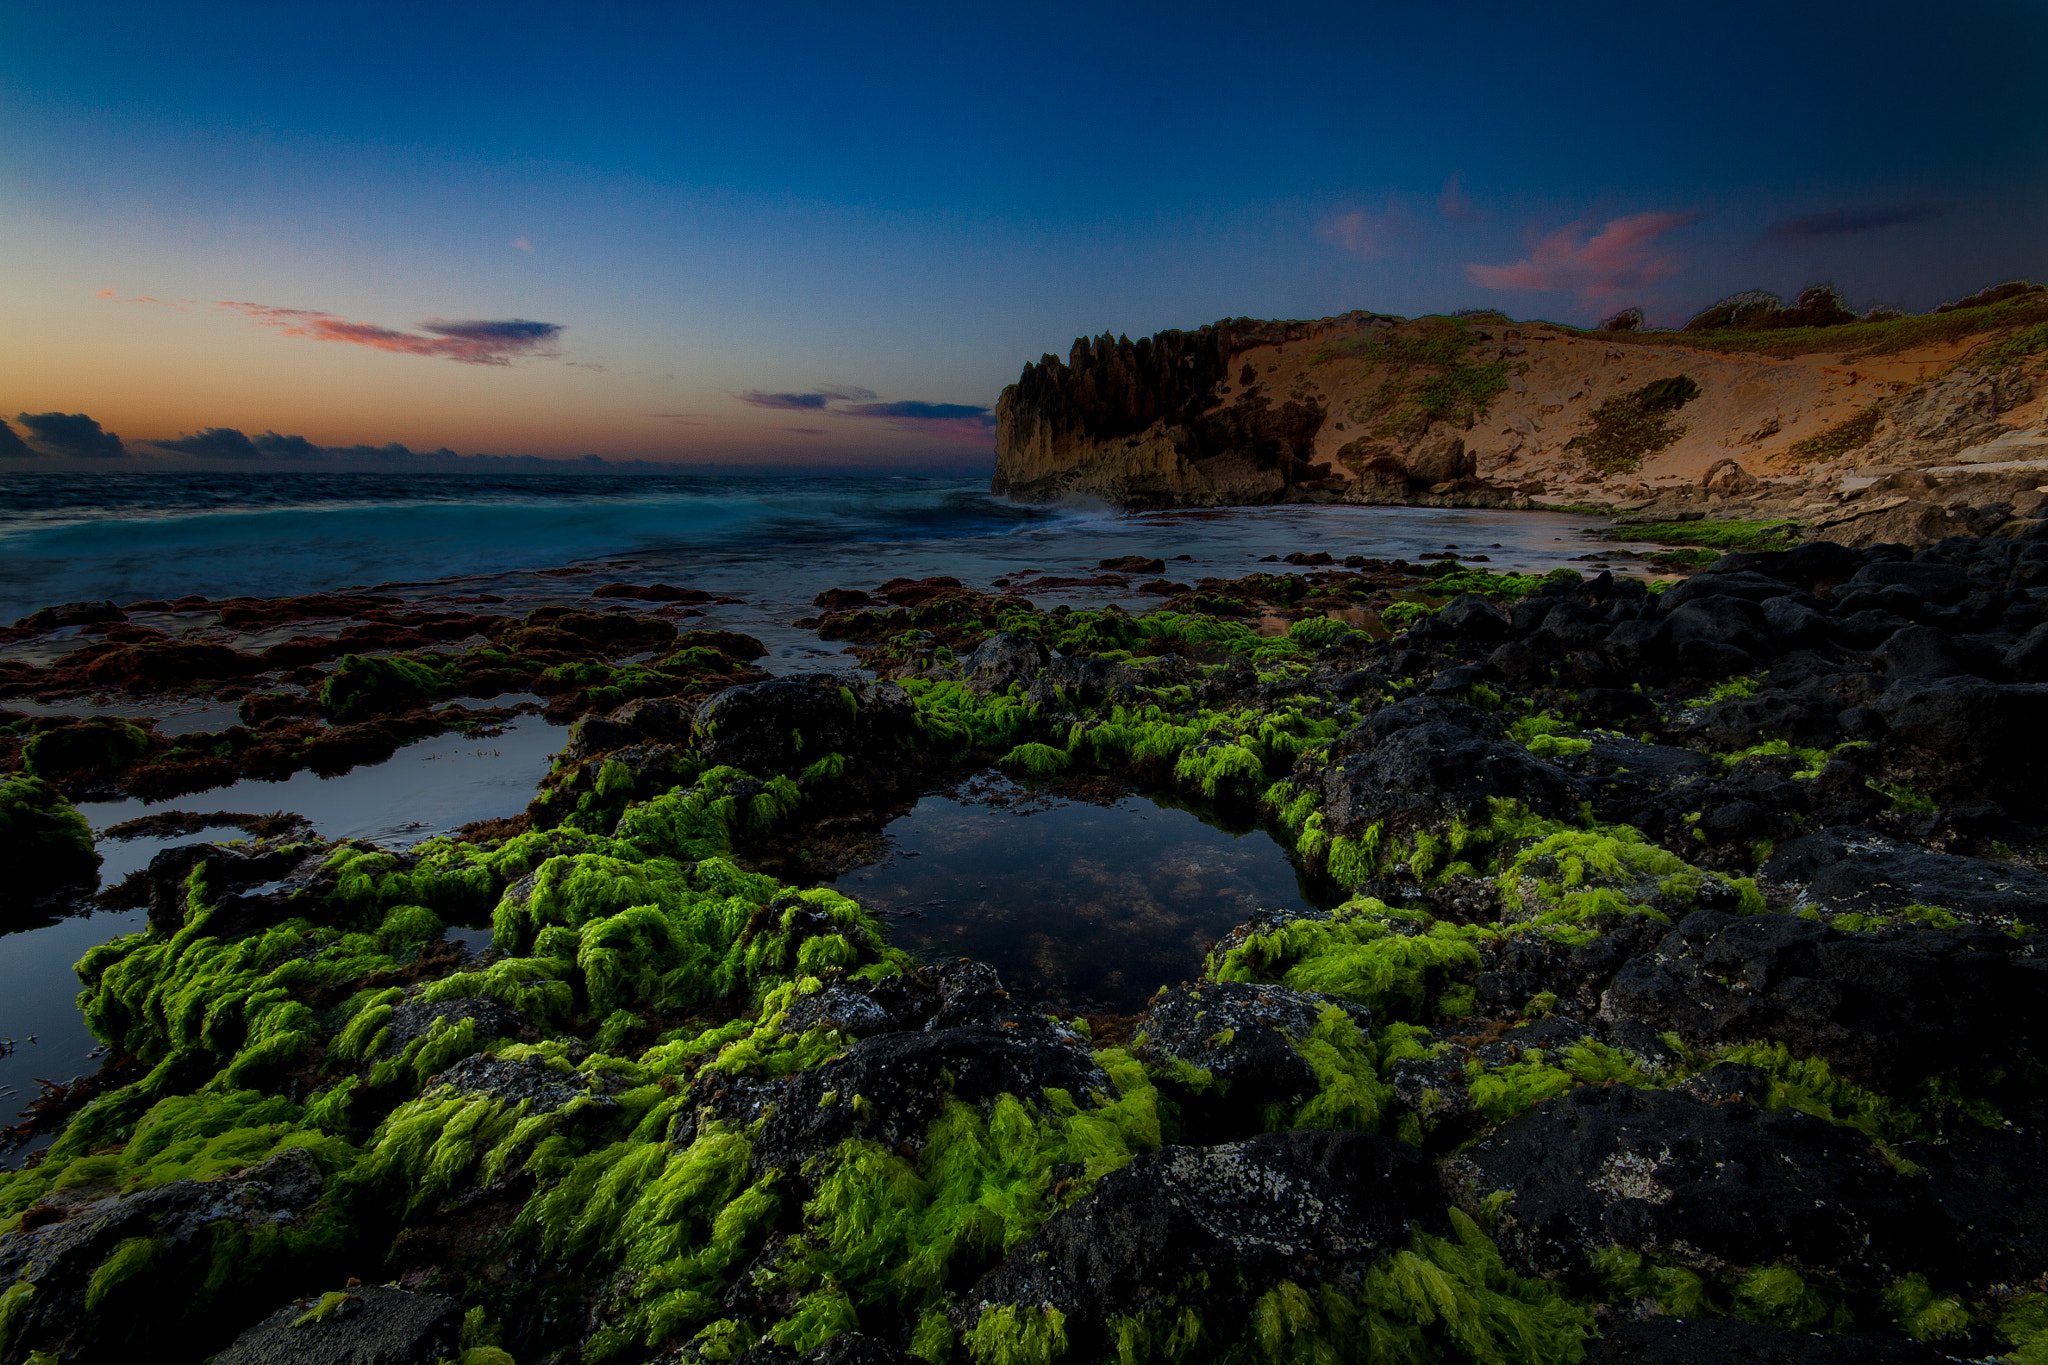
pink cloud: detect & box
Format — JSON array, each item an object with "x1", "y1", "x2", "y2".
[
  {"x1": 218, "y1": 302, "x2": 563, "y2": 365},
  {"x1": 1437, "y1": 173, "x2": 1474, "y2": 222},
  {"x1": 96, "y1": 290, "x2": 182, "y2": 307},
  {"x1": 1318, "y1": 204, "x2": 1411, "y2": 260},
  {"x1": 1465, "y1": 210, "x2": 1701, "y2": 301}
]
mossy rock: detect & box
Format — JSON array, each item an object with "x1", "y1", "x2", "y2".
[{"x1": 0, "y1": 773, "x2": 101, "y2": 901}]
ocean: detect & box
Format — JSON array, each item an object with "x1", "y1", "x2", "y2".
[
  {"x1": 0, "y1": 471, "x2": 1622, "y2": 650},
  {"x1": 0, "y1": 470, "x2": 1627, "y2": 1148}
]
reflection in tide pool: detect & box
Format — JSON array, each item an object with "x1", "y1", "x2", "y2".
[
  {"x1": 74, "y1": 709, "x2": 568, "y2": 849},
  {"x1": 831, "y1": 784, "x2": 1329, "y2": 1013}
]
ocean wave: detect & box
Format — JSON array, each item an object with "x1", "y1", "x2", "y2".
[{"x1": 0, "y1": 472, "x2": 1083, "y2": 617}]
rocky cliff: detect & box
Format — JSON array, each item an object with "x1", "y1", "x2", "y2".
[{"x1": 993, "y1": 291, "x2": 2048, "y2": 545}]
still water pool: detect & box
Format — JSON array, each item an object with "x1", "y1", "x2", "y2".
[{"x1": 831, "y1": 780, "x2": 1328, "y2": 1013}]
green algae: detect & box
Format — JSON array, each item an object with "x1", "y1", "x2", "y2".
[
  {"x1": 0, "y1": 774, "x2": 101, "y2": 891},
  {"x1": 22, "y1": 716, "x2": 152, "y2": 782},
  {"x1": 807, "y1": 1051, "x2": 1162, "y2": 1303},
  {"x1": 1883, "y1": 1273, "x2": 1971, "y2": 1342},
  {"x1": 1597, "y1": 1247, "x2": 1850, "y2": 1334},
  {"x1": 1211, "y1": 901, "x2": 1483, "y2": 1022},
  {"x1": 1495, "y1": 825, "x2": 1763, "y2": 925},
  {"x1": 321, "y1": 653, "x2": 451, "y2": 720},
  {"x1": 1000, "y1": 742, "x2": 1071, "y2": 777},
  {"x1": 1079, "y1": 1209, "x2": 1590, "y2": 1365},
  {"x1": 964, "y1": 1305, "x2": 1068, "y2": 1365}
]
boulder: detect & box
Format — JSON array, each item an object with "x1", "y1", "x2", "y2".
[
  {"x1": 1874, "y1": 677, "x2": 2048, "y2": 800},
  {"x1": 1901, "y1": 1123, "x2": 2048, "y2": 1286},
  {"x1": 1406, "y1": 430, "x2": 1475, "y2": 486},
  {"x1": 1026, "y1": 653, "x2": 1133, "y2": 707},
  {"x1": 1662, "y1": 596, "x2": 1771, "y2": 663},
  {"x1": 2005, "y1": 620, "x2": 2048, "y2": 680},
  {"x1": 1468, "y1": 1085, "x2": 1946, "y2": 1285},
  {"x1": 1698, "y1": 689, "x2": 1841, "y2": 748},
  {"x1": 1760, "y1": 596, "x2": 1829, "y2": 648},
  {"x1": 378, "y1": 996, "x2": 527, "y2": 1056},
  {"x1": 1135, "y1": 981, "x2": 1370, "y2": 1134},
  {"x1": 427, "y1": 1051, "x2": 596, "y2": 1115},
  {"x1": 0, "y1": 775, "x2": 101, "y2": 908},
  {"x1": 1874, "y1": 624, "x2": 1993, "y2": 681},
  {"x1": 1599, "y1": 910, "x2": 2048, "y2": 1091},
  {"x1": 1438, "y1": 593, "x2": 1510, "y2": 638},
  {"x1": 694, "y1": 674, "x2": 914, "y2": 776},
  {"x1": 1714, "y1": 541, "x2": 1862, "y2": 590},
  {"x1": 1655, "y1": 571, "x2": 1809, "y2": 616},
  {"x1": 962, "y1": 1131, "x2": 1443, "y2": 1358},
  {"x1": 0, "y1": 1148, "x2": 329, "y2": 1362},
  {"x1": 959, "y1": 631, "x2": 1051, "y2": 693},
  {"x1": 698, "y1": 1002, "x2": 1108, "y2": 1175},
  {"x1": 1764, "y1": 828, "x2": 2048, "y2": 924},
  {"x1": 1320, "y1": 720, "x2": 1588, "y2": 835},
  {"x1": 213, "y1": 1286, "x2": 465, "y2": 1365},
  {"x1": 1843, "y1": 559, "x2": 1974, "y2": 606}
]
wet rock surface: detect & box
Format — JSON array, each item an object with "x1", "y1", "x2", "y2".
[
  {"x1": 1582, "y1": 1317, "x2": 1955, "y2": 1364},
  {"x1": 1468, "y1": 1086, "x2": 1943, "y2": 1284},
  {"x1": 213, "y1": 1285, "x2": 465, "y2": 1365}
]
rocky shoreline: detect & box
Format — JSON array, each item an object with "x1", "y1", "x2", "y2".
[{"x1": 2, "y1": 522, "x2": 2047, "y2": 1363}]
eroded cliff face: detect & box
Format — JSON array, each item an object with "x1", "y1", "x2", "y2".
[
  {"x1": 992, "y1": 308, "x2": 2048, "y2": 545},
  {"x1": 993, "y1": 316, "x2": 1370, "y2": 506}
]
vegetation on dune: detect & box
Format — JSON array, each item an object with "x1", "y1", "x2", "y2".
[
  {"x1": 1311, "y1": 317, "x2": 1511, "y2": 434},
  {"x1": 1787, "y1": 404, "x2": 1884, "y2": 463},
  {"x1": 1603, "y1": 518, "x2": 1801, "y2": 550},
  {"x1": 1570, "y1": 280, "x2": 2048, "y2": 360},
  {"x1": 1569, "y1": 374, "x2": 1699, "y2": 475}
]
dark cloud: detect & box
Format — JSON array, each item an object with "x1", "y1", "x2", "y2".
[
  {"x1": 841, "y1": 400, "x2": 995, "y2": 426},
  {"x1": 0, "y1": 418, "x2": 30, "y2": 459},
  {"x1": 17, "y1": 411, "x2": 125, "y2": 458},
  {"x1": 252, "y1": 431, "x2": 322, "y2": 458},
  {"x1": 149, "y1": 427, "x2": 258, "y2": 459},
  {"x1": 419, "y1": 318, "x2": 563, "y2": 347},
  {"x1": 220, "y1": 303, "x2": 564, "y2": 365},
  {"x1": 736, "y1": 386, "x2": 878, "y2": 411},
  {"x1": 149, "y1": 427, "x2": 324, "y2": 459},
  {"x1": 1766, "y1": 203, "x2": 1943, "y2": 242}
]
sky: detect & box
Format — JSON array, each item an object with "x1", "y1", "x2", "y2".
[{"x1": 2, "y1": 0, "x2": 2043, "y2": 472}]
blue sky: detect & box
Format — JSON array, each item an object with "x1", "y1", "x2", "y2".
[{"x1": 2, "y1": 0, "x2": 2042, "y2": 468}]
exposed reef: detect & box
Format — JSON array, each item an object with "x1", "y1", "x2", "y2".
[{"x1": 3, "y1": 525, "x2": 2048, "y2": 1363}]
